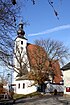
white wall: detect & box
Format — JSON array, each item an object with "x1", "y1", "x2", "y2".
[
  {"x1": 14, "y1": 80, "x2": 37, "y2": 95},
  {"x1": 63, "y1": 69, "x2": 70, "y2": 95}
]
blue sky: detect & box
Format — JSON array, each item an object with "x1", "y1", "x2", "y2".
[{"x1": 18, "y1": 0, "x2": 70, "y2": 49}]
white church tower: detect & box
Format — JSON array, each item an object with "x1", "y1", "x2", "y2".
[{"x1": 13, "y1": 22, "x2": 30, "y2": 81}]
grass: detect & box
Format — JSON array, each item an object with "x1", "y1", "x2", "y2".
[{"x1": 13, "y1": 92, "x2": 41, "y2": 100}]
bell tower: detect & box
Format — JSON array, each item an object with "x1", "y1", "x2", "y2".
[
  {"x1": 13, "y1": 22, "x2": 30, "y2": 85},
  {"x1": 15, "y1": 22, "x2": 27, "y2": 52}
]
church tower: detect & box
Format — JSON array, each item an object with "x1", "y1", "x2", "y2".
[{"x1": 13, "y1": 22, "x2": 30, "y2": 83}]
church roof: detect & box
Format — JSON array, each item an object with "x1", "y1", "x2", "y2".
[
  {"x1": 27, "y1": 43, "x2": 49, "y2": 68},
  {"x1": 26, "y1": 43, "x2": 62, "y2": 83},
  {"x1": 17, "y1": 35, "x2": 27, "y2": 40}
]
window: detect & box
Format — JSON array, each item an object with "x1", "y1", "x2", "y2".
[
  {"x1": 18, "y1": 83, "x2": 20, "y2": 89},
  {"x1": 21, "y1": 41, "x2": 23, "y2": 45},
  {"x1": 23, "y1": 83, "x2": 25, "y2": 89}
]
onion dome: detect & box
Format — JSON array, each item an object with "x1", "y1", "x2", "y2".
[{"x1": 17, "y1": 22, "x2": 25, "y2": 36}]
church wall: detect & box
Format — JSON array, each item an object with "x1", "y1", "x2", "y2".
[{"x1": 14, "y1": 80, "x2": 37, "y2": 94}]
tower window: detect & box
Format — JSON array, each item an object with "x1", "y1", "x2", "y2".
[{"x1": 21, "y1": 41, "x2": 23, "y2": 45}]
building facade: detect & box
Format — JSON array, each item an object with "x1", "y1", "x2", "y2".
[{"x1": 61, "y1": 62, "x2": 70, "y2": 95}]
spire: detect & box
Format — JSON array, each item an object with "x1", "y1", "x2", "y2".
[{"x1": 17, "y1": 22, "x2": 25, "y2": 36}]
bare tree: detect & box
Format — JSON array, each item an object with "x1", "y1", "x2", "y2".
[
  {"x1": 0, "y1": 0, "x2": 19, "y2": 37},
  {"x1": 0, "y1": 74, "x2": 7, "y2": 86},
  {"x1": 11, "y1": 0, "x2": 16, "y2": 5},
  {"x1": 34, "y1": 39, "x2": 70, "y2": 65},
  {"x1": 0, "y1": 0, "x2": 20, "y2": 63},
  {"x1": 0, "y1": 43, "x2": 29, "y2": 77}
]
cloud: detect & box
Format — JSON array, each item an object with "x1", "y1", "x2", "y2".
[{"x1": 28, "y1": 24, "x2": 70, "y2": 36}]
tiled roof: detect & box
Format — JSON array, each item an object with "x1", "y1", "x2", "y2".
[
  {"x1": 27, "y1": 43, "x2": 50, "y2": 70},
  {"x1": 50, "y1": 60, "x2": 62, "y2": 83},
  {"x1": 16, "y1": 75, "x2": 29, "y2": 80},
  {"x1": 26, "y1": 43, "x2": 62, "y2": 83},
  {"x1": 61, "y1": 62, "x2": 70, "y2": 71}
]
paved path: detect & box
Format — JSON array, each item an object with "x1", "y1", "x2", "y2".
[{"x1": 13, "y1": 95, "x2": 70, "y2": 105}]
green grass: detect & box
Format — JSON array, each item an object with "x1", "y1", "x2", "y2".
[{"x1": 13, "y1": 92, "x2": 41, "y2": 100}]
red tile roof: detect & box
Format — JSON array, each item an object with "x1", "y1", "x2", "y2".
[
  {"x1": 50, "y1": 60, "x2": 62, "y2": 83},
  {"x1": 27, "y1": 43, "x2": 49, "y2": 68},
  {"x1": 27, "y1": 43, "x2": 62, "y2": 83}
]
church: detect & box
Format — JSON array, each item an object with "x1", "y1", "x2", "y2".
[{"x1": 12, "y1": 22, "x2": 63, "y2": 95}]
